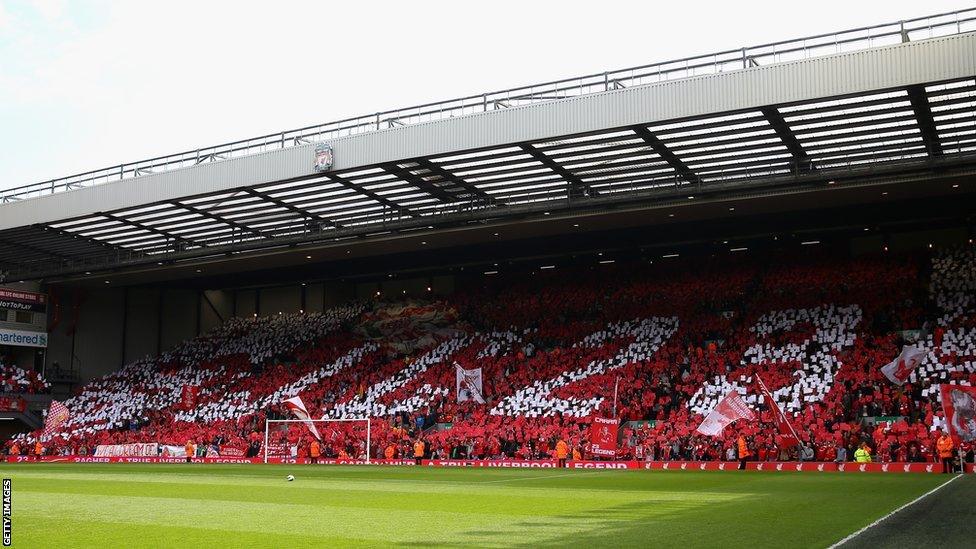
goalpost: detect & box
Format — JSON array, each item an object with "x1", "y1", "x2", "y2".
[{"x1": 264, "y1": 418, "x2": 372, "y2": 464}]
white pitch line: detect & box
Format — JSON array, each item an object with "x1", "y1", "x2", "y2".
[
  {"x1": 827, "y1": 474, "x2": 963, "y2": 548},
  {"x1": 481, "y1": 471, "x2": 595, "y2": 484}
]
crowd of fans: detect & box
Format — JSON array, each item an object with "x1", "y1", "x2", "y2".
[
  {"x1": 0, "y1": 361, "x2": 50, "y2": 394},
  {"x1": 6, "y1": 246, "x2": 975, "y2": 468}
]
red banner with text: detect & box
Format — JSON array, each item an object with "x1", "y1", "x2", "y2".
[
  {"x1": 589, "y1": 416, "x2": 618, "y2": 457},
  {"x1": 7, "y1": 455, "x2": 971, "y2": 473}
]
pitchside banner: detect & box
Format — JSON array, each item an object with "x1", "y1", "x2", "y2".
[
  {"x1": 0, "y1": 289, "x2": 46, "y2": 313},
  {"x1": 940, "y1": 384, "x2": 976, "y2": 444},
  {"x1": 5, "y1": 456, "x2": 973, "y2": 473},
  {"x1": 590, "y1": 416, "x2": 619, "y2": 457},
  {"x1": 0, "y1": 328, "x2": 48, "y2": 348},
  {"x1": 94, "y1": 443, "x2": 159, "y2": 457}
]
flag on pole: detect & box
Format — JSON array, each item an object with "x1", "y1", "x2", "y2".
[
  {"x1": 455, "y1": 363, "x2": 485, "y2": 403},
  {"x1": 42, "y1": 400, "x2": 70, "y2": 437},
  {"x1": 589, "y1": 416, "x2": 618, "y2": 457},
  {"x1": 940, "y1": 384, "x2": 976, "y2": 444},
  {"x1": 755, "y1": 375, "x2": 800, "y2": 449},
  {"x1": 282, "y1": 395, "x2": 322, "y2": 441},
  {"x1": 696, "y1": 389, "x2": 756, "y2": 437},
  {"x1": 612, "y1": 376, "x2": 621, "y2": 418},
  {"x1": 880, "y1": 345, "x2": 926, "y2": 386}
]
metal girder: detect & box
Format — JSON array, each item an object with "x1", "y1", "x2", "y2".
[
  {"x1": 380, "y1": 163, "x2": 458, "y2": 203},
  {"x1": 760, "y1": 107, "x2": 815, "y2": 172},
  {"x1": 519, "y1": 144, "x2": 599, "y2": 199},
  {"x1": 906, "y1": 85, "x2": 944, "y2": 157},
  {"x1": 171, "y1": 201, "x2": 269, "y2": 240},
  {"x1": 631, "y1": 127, "x2": 700, "y2": 185},
  {"x1": 413, "y1": 158, "x2": 498, "y2": 206},
  {"x1": 242, "y1": 188, "x2": 344, "y2": 230},
  {"x1": 39, "y1": 224, "x2": 123, "y2": 253},
  {"x1": 0, "y1": 236, "x2": 66, "y2": 263},
  {"x1": 325, "y1": 173, "x2": 416, "y2": 217},
  {"x1": 100, "y1": 212, "x2": 194, "y2": 251}
]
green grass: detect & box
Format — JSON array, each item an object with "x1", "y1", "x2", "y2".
[{"x1": 0, "y1": 464, "x2": 951, "y2": 548}]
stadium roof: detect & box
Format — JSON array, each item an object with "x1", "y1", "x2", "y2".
[{"x1": 1, "y1": 9, "x2": 975, "y2": 283}]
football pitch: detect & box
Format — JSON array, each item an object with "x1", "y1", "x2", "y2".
[{"x1": 1, "y1": 464, "x2": 969, "y2": 548}]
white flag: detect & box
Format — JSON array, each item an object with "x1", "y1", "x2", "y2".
[
  {"x1": 880, "y1": 345, "x2": 926, "y2": 386},
  {"x1": 455, "y1": 363, "x2": 485, "y2": 404},
  {"x1": 696, "y1": 389, "x2": 756, "y2": 437},
  {"x1": 282, "y1": 395, "x2": 322, "y2": 441}
]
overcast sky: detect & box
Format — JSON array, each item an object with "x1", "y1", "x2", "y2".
[{"x1": 0, "y1": 0, "x2": 971, "y2": 191}]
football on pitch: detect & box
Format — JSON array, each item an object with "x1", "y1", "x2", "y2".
[{"x1": 286, "y1": 475, "x2": 295, "y2": 482}]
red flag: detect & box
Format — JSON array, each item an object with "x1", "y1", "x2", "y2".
[
  {"x1": 42, "y1": 401, "x2": 70, "y2": 437},
  {"x1": 282, "y1": 395, "x2": 322, "y2": 442},
  {"x1": 880, "y1": 346, "x2": 925, "y2": 386},
  {"x1": 940, "y1": 384, "x2": 976, "y2": 445},
  {"x1": 756, "y1": 375, "x2": 799, "y2": 449},
  {"x1": 696, "y1": 390, "x2": 756, "y2": 437},
  {"x1": 181, "y1": 385, "x2": 199, "y2": 411},
  {"x1": 589, "y1": 416, "x2": 618, "y2": 457}
]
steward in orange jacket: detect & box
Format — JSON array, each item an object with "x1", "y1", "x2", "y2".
[
  {"x1": 413, "y1": 440, "x2": 425, "y2": 465},
  {"x1": 34, "y1": 441, "x2": 43, "y2": 458},
  {"x1": 737, "y1": 436, "x2": 751, "y2": 470},
  {"x1": 309, "y1": 440, "x2": 321, "y2": 463},
  {"x1": 937, "y1": 431, "x2": 955, "y2": 474},
  {"x1": 185, "y1": 440, "x2": 195, "y2": 463},
  {"x1": 555, "y1": 440, "x2": 569, "y2": 468}
]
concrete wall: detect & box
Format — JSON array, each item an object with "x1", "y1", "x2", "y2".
[
  {"x1": 124, "y1": 288, "x2": 160, "y2": 363},
  {"x1": 355, "y1": 276, "x2": 452, "y2": 301},
  {"x1": 68, "y1": 288, "x2": 125, "y2": 381},
  {"x1": 42, "y1": 274, "x2": 448, "y2": 382},
  {"x1": 260, "y1": 286, "x2": 301, "y2": 316},
  {"x1": 160, "y1": 290, "x2": 197, "y2": 351},
  {"x1": 849, "y1": 227, "x2": 969, "y2": 255},
  {"x1": 304, "y1": 284, "x2": 324, "y2": 313},
  {"x1": 201, "y1": 290, "x2": 233, "y2": 332},
  {"x1": 236, "y1": 289, "x2": 257, "y2": 317},
  {"x1": 44, "y1": 287, "x2": 187, "y2": 382},
  {"x1": 224, "y1": 282, "x2": 357, "y2": 318}
]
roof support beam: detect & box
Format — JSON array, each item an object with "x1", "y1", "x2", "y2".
[
  {"x1": 171, "y1": 201, "x2": 269, "y2": 240},
  {"x1": 325, "y1": 173, "x2": 416, "y2": 218},
  {"x1": 242, "y1": 189, "x2": 344, "y2": 230},
  {"x1": 631, "y1": 126, "x2": 701, "y2": 185},
  {"x1": 38, "y1": 224, "x2": 120, "y2": 252},
  {"x1": 906, "y1": 85, "x2": 944, "y2": 157},
  {"x1": 519, "y1": 144, "x2": 599, "y2": 199},
  {"x1": 0, "y1": 237, "x2": 69, "y2": 262},
  {"x1": 760, "y1": 107, "x2": 815, "y2": 173},
  {"x1": 412, "y1": 158, "x2": 498, "y2": 206},
  {"x1": 380, "y1": 163, "x2": 457, "y2": 203},
  {"x1": 100, "y1": 212, "x2": 196, "y2": 251}
]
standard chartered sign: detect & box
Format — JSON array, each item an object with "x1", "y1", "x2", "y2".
[{"x1": 0, "y1": 328, "x2": 48, "y2": 348}]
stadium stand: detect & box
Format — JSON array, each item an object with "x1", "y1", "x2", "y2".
[
  {"x1": 0, "y1": 361, "x2": 50, "y2": 395},
  {"x1": 7, "y1": 246, "x2": 975, "y2": 466}
]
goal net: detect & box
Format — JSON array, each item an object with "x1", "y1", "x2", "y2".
[{"x1": 264, "y1": 418, "x2": 372, "y2": 463}]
